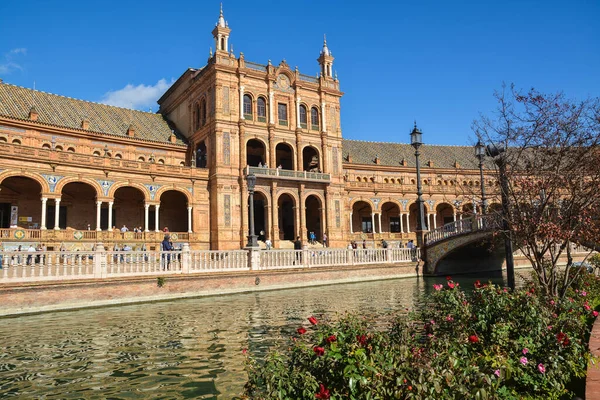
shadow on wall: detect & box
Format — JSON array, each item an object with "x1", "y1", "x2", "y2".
[{"x1": 434, "y1": 238, "x2": 506, "y2": 276}]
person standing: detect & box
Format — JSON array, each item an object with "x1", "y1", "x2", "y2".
[
  {"x1": 322, "y1": 233, "x2": 328, "y2": 248},
  {"x1": 161, "y1": 235, "x2": 173, "y2": 270},
  {"x1": 294, "y1": 236, "x2": 302, "y2": 264},
  {"x1": 265, "y1": 238, "x2": 272, "y2": 250}
]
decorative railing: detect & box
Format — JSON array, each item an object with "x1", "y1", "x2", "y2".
[
  {"x1": 0, "y1": 229, "x2": 193, "y2": 244},
  {"x1": 299, "y1": 74, "x2": 319, "y2": 83},
  {"x1": 246, "y1": 166, "x2": 331, "y2": 182},
  {"x1": 0, "y1": 246, "x2": 420, "y2": 284},
  {"x1": 424, "y1": 215, "x2": 500, "y2": 246},
  {"x1": 245, "y1": 61, "x2": 267, "y2": 71}
]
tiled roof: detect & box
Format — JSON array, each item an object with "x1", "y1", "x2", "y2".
[
  {"x1": 0, "y1": 82, "x2": 186, "y2": 145},
  {"x1": 342, "y1": 139, "x2": 493, "y2": 170}
]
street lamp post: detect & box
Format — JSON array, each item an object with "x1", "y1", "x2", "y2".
[
  {"x1": 246, "y1": 173, "x2": 259, "y2": 248},
  {"x1": 410, "y1": 122, "x2": 428, "y2": 249},
  {"x1": 474, "y1": 139, "x2": 487, "y2": 215},
  {"x1": 486, "y1": 143, "x2": 515, "y2": 290}
]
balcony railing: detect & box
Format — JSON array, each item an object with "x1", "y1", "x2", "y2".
[{"x1": 246, "y1": 166, "x2": 330, "y2": 182}]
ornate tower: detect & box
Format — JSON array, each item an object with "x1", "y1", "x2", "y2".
[
  {"x1": 317, "y1": 35, "x2": 334, "y2": 78},
  {"x1": 212, "y1": 4, "x2": 231, "y2": 53}
]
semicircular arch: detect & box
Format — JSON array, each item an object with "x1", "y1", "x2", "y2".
[
  {"x1": 276, "y1": 190, "x2": 299, "y2": 206},
  {"x1": 156, "y1": 186, "x2": 192, "y2": 204},
  {"x1": 0, "y1": 171, "x2": 49, "y2": 193},
  {"x1": 350, "y1": 198, "x2": 375, "y2": 211},
  {"x1": 108, "y1": 182, "x2": 150, "y2": 201},
  {"x1": 303, "y1": 191, "x2": 325, "y2": 205},
  {"x1": 55, "y1": 177, "x2": 103, "y2": 198}
]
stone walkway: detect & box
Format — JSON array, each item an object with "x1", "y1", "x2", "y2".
[{"x1": 588, "y1": 316, "x2": 600, "y2": 398}]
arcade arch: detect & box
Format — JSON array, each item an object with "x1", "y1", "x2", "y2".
[
  {"x1": 0, "y1": 176, "x2": 43, "y2": 229},
  {"x1": 302, "y1": 146, "x2": 320, "y2": 172},
  {"x1": 305, "y1": 195, "x2": 322, "y2": 242},
  {"x1": 275, "y1": 143, "x2": 294, "y2": 170},
  {"x1": 159, "y1": 190, "x2": 188, "y2": 232},
  {"x1": 351, "y1": 200, "x2": 373, "y2": 234},
  {"x1": 247, "y1": 139, "x2": 267, "y2": 167},
  {"x1": 277, "y1": 193, "x2": 295, "y2": 241}
]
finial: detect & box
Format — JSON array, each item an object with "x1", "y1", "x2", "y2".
[
  {"x1": 220, "y1": 2, "x2": 223, "y2": 16},
  {"x1": 209, "y1": 47, "x2": 213, "y2": 57},
  {"x1": 334, "y1": 70, "x2": 338, "y2": 80},
  {"x1": 324, "y1": 34, "x2": 327, "y2": 45},
  {"x1": 268, "y1": 59, "x2": 272, "y2": 65},
  {"x1": 217, "y1": 3, "x2": 226, "y2": 27},
  {"x1": 230, "y1": 44, "x2": 234, "y2": 54},
  {"x1": 414, "y1": 120, "x2": 417, "y2": 129}
]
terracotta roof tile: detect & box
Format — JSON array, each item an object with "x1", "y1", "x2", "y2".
[
  {"x1": 0, "y1": 82, "x2": 186, "y2": 145},
  {"x1": 342, "y1": 139, "x2": 493, "y2": 170}
]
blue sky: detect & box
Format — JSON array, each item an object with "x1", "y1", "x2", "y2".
[{"x1": 0, "y1": 0, "x2": 598, "y2": 145}]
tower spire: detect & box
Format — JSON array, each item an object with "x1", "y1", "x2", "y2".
[
  {"x1": 318, "y1": 34, "x2": 334, "y2": 78},
  {"x1": 212, "y1": 4, "x2": 231, "y2": 53}
]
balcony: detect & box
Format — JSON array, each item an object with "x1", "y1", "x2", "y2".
[{"x1": 245, "y1": 166, "x2": 330, "y2": 183}]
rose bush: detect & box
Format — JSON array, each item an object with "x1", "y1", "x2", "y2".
[{"x1": 243, "y1": 273, "x2": 600, "y2": 399}]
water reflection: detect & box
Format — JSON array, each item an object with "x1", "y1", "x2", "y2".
[{"x1": 0, "y1": 271, "x2": 521, "y2": 398}]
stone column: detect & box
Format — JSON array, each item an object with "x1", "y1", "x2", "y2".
[
  {"x1": 144, "y1": 203, "x2": 150, "y2": 232},
  {"x1": 187, "y1": 206, "x2": 193, "y2": 233},
  {"x1": 271, "y1": 182, "x2": 278, "y2": 246},
  {"x1": 40, "y1": 197, "x2": 48, "y2": 230},
  {"x1": 299, "y1": 186, "x2": 305, "y2": 241},
  {"x1": 349, "y1": 211, "x2": 353, "y2": 234},
  {"x1": 154, "y1": 204, "x2": 160, "y2": 232},
  {"x1": 96, "y1": 201, "x2": 102, "y2": 231},
  {"x1": 108, "y1": 201, "x2": 113, "y2": 230},
  {"x1": 268, "y1": 91, "x2": 274, "y2": 124},
  {"x1": 371, "y1": 212, "x2": 375, "y2": 234},
  {"x1": 406, "y1": 213, "x2": 410, "y2": 233},
  {"x1": 239, "y1": 85, "x2": 245, "y2": 120},
  {"x1": 378, "y1": 213, "x2": 383, "y2": 234},
  {"x1": 320, "y1": 206, "x2": 327, "y2": 241},
  {"x1": 295, "y1": 96, "x2": 301, "y2": 128},
  {"x1": 433, "y1": 213, "x2": 437, "y2": 229},
  {"x1": 268, "y1": 127, "x2": 276, "y2": 169},
  {"x1": 453, "y1": 212, "x2": 457, "y2": 222},
  {"x1": 399, "y1": 212, "x2": 404, "y2": 233},
  {"x1": 54, "y1": 198, "x2": 61, "y2": 230},
  {"x1": 321, "y1": 101, "x2": 327, "y2": 132}
]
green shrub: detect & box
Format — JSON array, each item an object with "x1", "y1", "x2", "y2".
[{"x1": 244, "y1": 276, "x2": 600, "y2": 399}]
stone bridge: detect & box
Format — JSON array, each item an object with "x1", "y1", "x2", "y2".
[{"x1": 422, "y1": 215, "x2": 503, "y2": 276}]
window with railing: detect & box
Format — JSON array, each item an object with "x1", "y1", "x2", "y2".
[
  {"x1": 257, "y1": 97, "x2": 266, "y2": 122},
  {"x1": 278, "y1": 103, "x2": 288, "y2": 126},
  {"x1": 243, "y1": 94, "x2": 253, "y2": 120},
  {"x1": 299, "y1": 105, "x2": 307, "y2": 129},
  {"x1": 311, "y1": 107, "x2": 319, "y2": 130}
]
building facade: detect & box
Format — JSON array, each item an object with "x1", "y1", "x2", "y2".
[{"x1": 0, "y1": 7, "x2": 498, "y2": 251}]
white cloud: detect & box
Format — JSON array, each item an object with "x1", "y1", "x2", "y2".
[
  {"x1": 99, "y1": 78, "x2": 174, "y2": 110},
  {"x1": 0, "y1": 48, "x2": 27, "y2": 75}
]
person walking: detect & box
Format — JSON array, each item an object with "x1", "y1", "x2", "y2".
[{"x1": 161, "y1": 235, "x2": 173, "y2": 270}]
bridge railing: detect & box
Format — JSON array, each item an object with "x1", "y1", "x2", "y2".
[{"x1": 424, "y1": 215, "x2": 500, "y2": 246}]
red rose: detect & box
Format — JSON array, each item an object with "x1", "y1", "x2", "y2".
[
  {"x1": 474, "y1": 280, "x2": 482, "y2": 288},
  {"x1": 297, "y1": 327, "x2": 307, "y2": 335},
  {"x1": 326, "y1": 334, "x2": 337, "y2": 343},
  {"x1": 448, "y1": 282, "x2": 456, "y2": 289},
  {"x1": 468, "y1": 335, "x2": 479, "y2": 343},
  {"x1": 242, "y1": 348, "x2": 247, "y2": 355},
  {"x1": 308, "y1": 316, "x2": 318, "y2": 325},
  {"x1": 315, "y1": 383, "x2": 330, "y2": 399},
  {"x1": 357, "y1": 334, "x2": 368, "y2": 346},
  {"x1": 446, "y1": 276, "x2": 452, "y2": 281},
  {"x1": 313, "y1": 346, "x2": 325, "y2": 356}
]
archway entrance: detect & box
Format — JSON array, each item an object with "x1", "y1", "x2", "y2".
[
  {"x1": 114, "y1": 187, "x2": 145, "y2": 231},
  {"x1": 305, "y1": 195, "x2": 322, "y2": 242},
  {"x1": 250, "y1": 192, "x2": 268, "y2": 242},
  {"x1": 302, "y1": 146, "x2": 319, "y2": 172},
  {"x1": 351, "y1": 201, "x2": 373, "y2": 233},
  {"x1": 436, "y1": 202, "x2": 455, "y2": 226},
  {"x1": 0, "y1": 176, "x2": 43, "y2": 229},
  {"x1": 160, "y1": 190, "x2": 187, "y2": 232},
  {"x1": 409, "y1": 203, "x2": 429, "y2": 231},
  {"x1": 60, "y1": 182, "x2": 97, "y2": 230},
  {"x1": 380, "y1": 202, "x2": 401, "y2": 233},
  {"x1": 278, "y1": 194, "x2": 295, "y2": 241},
  {"x1": 275, "y1": 143, "x2": 294, "y2": 170},
  {"x1": 247, "y1": 139, "x2": 266, "y2": 167}
]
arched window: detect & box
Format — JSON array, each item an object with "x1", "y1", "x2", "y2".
[
  {"x1": 42, "y1": 143, "x2": 51, "y2": 149},
  {"x1": 12, "y1": 139, "x2": 21, "y2": 145},
  {"x1": 310, "y1": 107, "x2": 319, "y2": 130},
  {"x1": 356, "y1": 177, "x2": 361, "y2": 182},
  {"x1": 0, "y1": 137, "x2": 7, "y2": 142},
  {"x1": 158, "y1": 158, "x2": 165, "y2": 165},
  {"x1": 93, "y1": 151, "x2": 101, "y2": 157},
  {"x1": 200, "y1": 98, "x2": 207, "y2": 127},
  {"x1": 55, "y1": 145, "x2": 63, "y2": 152},
  {"x1": 67, "y1": 147, "x2": 76, "y2": 153},
  {"x1": 114, "y1": 153, "x2": 122, "y2": 159},
  {"x1": 138, "y1": 156, "x2": 145, "y2": 162},
  {"x1": 299, "y1": 105, "x2": 307, "y2": 128},
  {"x1": 243, "y1": 94, "x2": 253, "y2": 119},
  {"x1": 220, "y1": 38, "x2": 225, "y2": 51},
  {"x1": 180, "y1": 161, "x2": 185, "y2": 166},
  {"x1": 257, "y1": 97, "x2": 266, "y2": 122},
  {"x1": 194, "y1": 103, "x2": 200, "y2": 130}
]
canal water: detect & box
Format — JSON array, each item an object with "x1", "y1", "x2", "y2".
[{"x1": 0, "y1": 271, "x2": 519, "y2": 399}]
